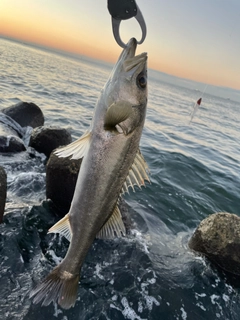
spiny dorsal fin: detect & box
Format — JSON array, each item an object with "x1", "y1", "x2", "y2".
[
  {"x1": 121, "y1": 148, "x2": 150, "y2": 194},
  {"x1": 104, "y1": 101, "x2": 133, "y2": 128},
  {"x1": 54, "y1": 130, "x2": 91, "y2": 160},
  {"x1": 48, "y1": 214, "x2": 72, "y2": 242},
  {"x1": 97, "y1": 205, "x2": 126, "y2": 239}
]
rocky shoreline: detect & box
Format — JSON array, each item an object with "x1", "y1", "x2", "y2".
[
  {"x1": 0, "y1": 100, "x2": 240, "y2": 279},
  {"x1": 0, "y1": 101, "x2": 72, "y2": 220}
]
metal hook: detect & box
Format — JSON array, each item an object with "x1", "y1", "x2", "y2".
[{"x1": 111, "y1": 5, "x2": 147, "y2": 48}]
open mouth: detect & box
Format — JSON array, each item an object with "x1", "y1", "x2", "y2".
[
  {"x1": 122, "y1": 38, "x2": 147, "y2": 73},
  {"x1": 124, "y1": 52, "x2": 147, "y2": 72}
]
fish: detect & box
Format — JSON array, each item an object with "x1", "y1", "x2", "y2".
[{"x1": 30, "y1": 37, "x2": 149, "y2": 309}]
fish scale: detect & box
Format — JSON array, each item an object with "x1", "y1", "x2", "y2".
[{"x1": 30, "y1": 37, "x2": 149, "y2": 309}]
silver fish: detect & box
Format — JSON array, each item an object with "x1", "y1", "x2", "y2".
[{"x1": 30, "y1": 37, "x2": 149, "y2": 309}]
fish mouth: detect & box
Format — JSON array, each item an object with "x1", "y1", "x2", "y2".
[
  {"x1": 116, "y1": 38, "x2": 147, "y2": 73},
  {"x1": 124, "y1": 52, "x2": 147, "y2": 73},
  {"x1": 120, "y1": 38, "x2": 137, "y2": 60}
]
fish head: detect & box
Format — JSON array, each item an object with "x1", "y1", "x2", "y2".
[
  {"x1": 106, "y1": 37, "x2": 147, "y2": 106},
  {"x1": 103, "y1": 38, "x2": 148, "y2": 134}
]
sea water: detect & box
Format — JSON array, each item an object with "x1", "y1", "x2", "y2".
[{"x1": 0, "y1": 37, "x2": 240, "y2": 320}]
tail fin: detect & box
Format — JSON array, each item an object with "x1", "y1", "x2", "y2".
[{"x1": 30, "y1": 266, "x2": 80, "y2": 309}]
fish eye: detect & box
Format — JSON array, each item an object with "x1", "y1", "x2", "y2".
[{"x1": 137, "y1": 73, "x2": 147, "y2": 89}]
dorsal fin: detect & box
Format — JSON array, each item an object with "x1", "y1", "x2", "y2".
[
  {"x1": 121, "y1": 148, "x2": 150, "y2": 194},
  {"x1": 48, "y1": 214, "x2": 72, "y2": 242},
  {"x1": 96, "y1": 205, "x2": 126, "y2": 239},
  {"x1": 54, "y1": 130, "x2": 91, "y2": 160}
]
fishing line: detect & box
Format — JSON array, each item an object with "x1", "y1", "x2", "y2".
[
  {"x1": 189, "y1": 9, "x2": 239, "y2": 124},
  {"x1": 201, "y1": 83, "x2": 208, "y2": 97}
]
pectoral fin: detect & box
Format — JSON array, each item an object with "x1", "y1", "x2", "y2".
[
  {"x1": 121, "y1": 148, "x2": 150, "y2": 194},
  {"x1": 104, "y1": 101, "x2": 133, "y2": 129},
  {"x1": 48, "y1": 214, "x2": 72, "y2": 242},
  {"x1": 97, "y1": 205, "x2": 126, "y2": 239},
  {"x1": 54, "y1": 130, "x2": 91, "y2": 160}
]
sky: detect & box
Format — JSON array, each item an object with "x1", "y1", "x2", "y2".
[{"x1": 0, "y1": 0, "x2": 240, "y2": 90}]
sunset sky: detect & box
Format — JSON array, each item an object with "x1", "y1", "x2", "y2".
[{"x1": 1, "y1": 0, "x2": 240, "y2": 90}]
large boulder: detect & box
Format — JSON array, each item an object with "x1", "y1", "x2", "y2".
[
  {"x1": 29, "y1": 126, "x2": 72, "y2": 158},
  {"x1": 2, "y1": 102, "x2": 44, "y2": 128},
  {"x1": 0, "y1": 166, "x2": 7, "y2": 223},
  {"x1": 189, "y1": 212, "x2": 240, "y2": 276},
  {"x1": 0, "y1": 113, "x2": 26, "y2": 152},
  {"x1": 0, "y1": 135, "x2": 26, "y2": 152},
  {"x1": 46, "y1": 153, "x2": 82, "y2": 215},
  {"x1": 0, "y1": 112, "x2": 25, "y2": 137}
]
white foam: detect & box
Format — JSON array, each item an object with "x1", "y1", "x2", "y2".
[
  {"x1": 53, "y1": 302, "x2": 63, "y2": 317},
  {"x1": 111, "y1": 295, "x2": 118, "y2": 301},
  {"x1": 47, "y1": 249, "x2": 62, "y2": 265},
  {"x1": 210, "y1": 295, "x2": 223, "y2": 318},
  {"x1": 94, "y1": 263, "x2": 104, "y2": 280},
  {"x1": 225, "y1": 283, "x2": 234, "y2": 295},
  {"x1": 210, "y1": 294, "x2": 220, "y2": 305},
  {"x1": 110, "y1": 303, "x2": 121, "y2": 312},
  {"x1": 121, "y1": 297, "x2": 146, "y2": 320},
  {"x1": 147, "y1": 277, "x2": 156, "y2": 284},
  {"x1": 180, "y1": 306, "x2": 187, "y2": 320},
  {"x1": 222, "y1": 294, "x2": 230, "y2": 303},
  {"x1": 195, "y1": 292, "x2": 206, "y2": 298},
  {"x1": 138, "y1": 301, "x2": 143, "y2": 313},
  {"x1": 144, "y1": 295, "x2": 160, "y2": 310},
  {"x1": 196, "y1": 302, "x2": 206, "y2": 311},
  {"x1": 129, "y1": 229, "x2": 151, "y2": 254}
]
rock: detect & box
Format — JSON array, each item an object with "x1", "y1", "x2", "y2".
[
  {"x1": 0, "y1": 166, "x2": 7, "y2": 223},
  {"x1": 0, "y1": 136, "x2": 26, "y2": 152},
  {"x1": 46, "y1": 153, "x2": 82, "y2": 215},
  {"x1": 0, "y1": 113, "x2": 27, "y2": 152},
  {"x1": 2, "y1": 102, "x2": 44, "y2": 128},
  {"x1": 189, "y1": 212, "x2": 240, "y2": 276},
  {"x1": 0, "y1": 112, "x2": 25, "y2": 137},
  {"x1": 29, "y1": 126, "x2": 72, "y2": 158}
]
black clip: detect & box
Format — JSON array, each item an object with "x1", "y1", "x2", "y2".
[{"x1": 108, "y1": 0, "x2": 147, "y2": 48}]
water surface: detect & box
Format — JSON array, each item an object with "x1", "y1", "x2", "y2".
[{"x1": 0, "y1": 38, "x2": 240, "y2": 320}]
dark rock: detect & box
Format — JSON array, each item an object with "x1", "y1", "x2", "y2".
[
  {"x1": 0, "y1": 113, "x2": 27, "y2": 152},
  {"x1": 0, "y1": 135, "x2": 26, "y2": 152},
  {"x1": 46, "y1": 152, "x2": 82, "y2": 216},
  {"x1": 2, "y1": 102, "x2": 44, "y2": 128},
  {"x1": 189, "y1": 212, "x2": 240, "y2": 276},
  {"x1": 119, "y1": 200, "x2": 133, "y2": 234},
  {"x1": 0, "y1": 166, "x2": 7, "y2": 223},
  {"x1": 0, "y1": 112, "x2": 25, "y2": 137},
  {"x1": 29, "y1": 126, "x2": 72, "y2": 158}
]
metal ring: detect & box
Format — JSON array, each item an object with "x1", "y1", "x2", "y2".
[{"x1": 111, "y1": 5, "x2": 147, "y2": 48}]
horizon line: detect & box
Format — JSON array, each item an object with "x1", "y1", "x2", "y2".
[{"x1": 1, "y1": 34, "x2": 240, "y2": 99}]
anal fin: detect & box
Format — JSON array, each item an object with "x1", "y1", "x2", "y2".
[
  {"x1": 48, "y1": 214, "x2": 72, "y2": 242},
  {"x1": 97, "y1": 205, "x2": 126, "y2": 239}
]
